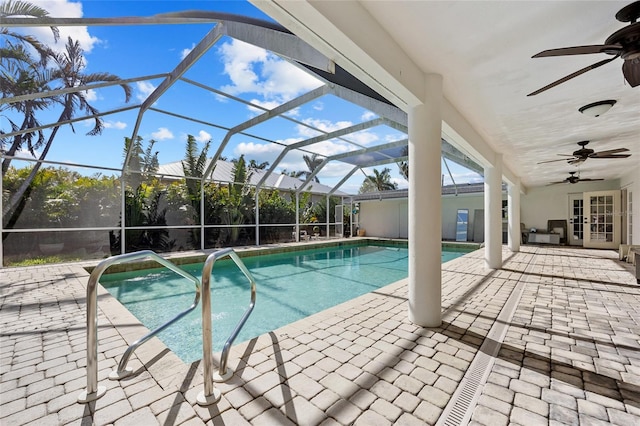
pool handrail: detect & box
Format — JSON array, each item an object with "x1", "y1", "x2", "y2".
[
  {"x1": 77, "y1": 250, "x2": 201, "y2": 404},
  {"x1": 198, "y1": 247, "x2": 257, "y2": 406}
]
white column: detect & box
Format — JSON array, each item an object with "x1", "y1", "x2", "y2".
[
  {"x1": 507, "y1": 179, "x2": 521, "y2": 252},
  {"x1": 484, "y1": 154, "x2": 503, "y2": 269},
  {"x1": 408, "y1": 74, "x2": 442, "y2": 327}
]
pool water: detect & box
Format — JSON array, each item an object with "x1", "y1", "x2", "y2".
[{"x1": 100, "y1": 244, "x2": 471, "y2": 363}]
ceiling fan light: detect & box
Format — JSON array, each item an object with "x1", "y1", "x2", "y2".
[{"x1": 578, "y1": 100, "x2": 617, "y2": 117}]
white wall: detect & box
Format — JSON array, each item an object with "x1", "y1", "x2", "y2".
[
  {"x1": 441, "y1": 193, "x2": 486, "y2": 241},
  {"x1": 357, "y1": 178, "x2": 626, "y2": 243},
  {"x1": 359, "y1": 194, "x2": 487, "y2": 241},
  {"x1": 621, "y1": 168, "x2": 640, "y2": 245},
  {"x1": 359, "y1": 199, "x2": 407, "y2": 238},
  {"x1": 521, "y1": 180, "x2": 619, "y2": 232}
]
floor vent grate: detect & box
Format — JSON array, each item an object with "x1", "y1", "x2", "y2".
[{"x1": 437, "y1": 251, "x2": 537, "y2": 426}]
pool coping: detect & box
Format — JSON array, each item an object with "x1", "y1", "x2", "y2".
[
  {"x1": 86, "y1": 237, "x2": 480, "y2": 274},
  {"x1": 91, "y1": 238, "x2": 481, "y2": 391}
]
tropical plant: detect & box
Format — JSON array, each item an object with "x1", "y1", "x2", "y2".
[
  {"x1": 3, "y1": 36, "x2": 132, "y2": 226},
  {"x1": 258, "y1": 189, "x2": 296, "y2": 243},
  {"x1": 181, "y1": 134, "x2": 211, "y2": 246},
  {"x1": 221, "y1": 155, "x2": 255, "y2": 244},
  {"x1": 111, "y1": 137, "x2": 174, "y2": 253},
  {"x1": 124, "y1": 136, "x2": 159, "y2": 185},
  {"x1": 359, "y1": 167, "x2": 398, "y2": 193},
  {"x1": 295, "y1": 153, "x2": 323, "y2": 183}
]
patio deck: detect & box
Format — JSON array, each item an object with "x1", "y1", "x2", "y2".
[{"x1": 1, "y1": 245, "x2": 639, "y2": 425}]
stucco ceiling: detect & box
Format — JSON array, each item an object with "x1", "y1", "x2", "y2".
[{"x1": 257, "y1": 1, "x2": 640, "y2": 189}]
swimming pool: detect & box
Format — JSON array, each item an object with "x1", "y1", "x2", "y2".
[{"x1": 100, "y1": 243, "x2": 473, "y2": 363}]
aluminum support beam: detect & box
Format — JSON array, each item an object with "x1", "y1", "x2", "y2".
[
  {"x1": 203, "y1": 85, "x2": 330, "y2": 180},
  {"x1": 254, "y1": 118, "x2": 385, "y2": 190},
  {"x1": 225, "y1": 21, "x2": 334, "y2": 73}
]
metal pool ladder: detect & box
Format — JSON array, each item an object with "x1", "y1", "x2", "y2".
[
  {"x1": 77, "y1": 250, "x2": 201, "y2": 403},
  {"x1": 198, "y1": 248, "x2": 257, "y2": 406}
]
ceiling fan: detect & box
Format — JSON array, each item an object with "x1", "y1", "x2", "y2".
[
  {"x1": 538, "y1": 140, "x2": 631, "y2": 165},
  {"x1": 528, "y1": 1, "x2": 640, "y2": 96},
  {"x1": 548, "y1": 171, "x2": 604, "y2": 185}
]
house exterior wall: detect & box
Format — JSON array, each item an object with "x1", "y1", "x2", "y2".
[
  {"x1": 358, "y1": 199, "x2": 407, "y2": 238},
  {"x1": 440, "y1": 193, "x2": 486, "y2": 241},
  {"x1": 358, "y1": 179, "x2": 626, "y2": 243},
  {"x1": 359, "y1": 194, "x2": 488, "y2": 241}
]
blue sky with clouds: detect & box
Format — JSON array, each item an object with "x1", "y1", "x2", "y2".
[{"x1": 4, "y1": 0, "x2": 482, "y2": 193}]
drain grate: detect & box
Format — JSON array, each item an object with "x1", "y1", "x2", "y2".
[{"x1": 437, "y1": 252, "x2": 537, "y2": 426}]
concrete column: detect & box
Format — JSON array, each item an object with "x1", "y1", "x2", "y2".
[
  {"x1": 507, "y1": 179, "x2": 521, "y2": 252},
  {"x1": 484, "y1": 154, "x2": 503, "y2": 269},
  {"x1": 408, "y1": 74, "x2": 442, "y2": 327}
]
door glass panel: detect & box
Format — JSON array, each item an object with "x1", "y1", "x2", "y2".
[
  {"x1": 456, "y1": 209, "x2": 469, "y2": 242},
  {"x1": 589, "y1": 193, "x2": 615, "y2": 243},
  {"x1": 572, "y1": 199, "x2": 583, "y2": 241}
]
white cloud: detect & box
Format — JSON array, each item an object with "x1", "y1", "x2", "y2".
[
  {"x1": 15, "y1": 148, "x2": 38, "y2": 159},
  {"x1": 104, "y1": 120, "x2": 127, "y2": 130},
  {"x1": 136, "y1": 81, "x2": 156, "y2": 102},
  {"x1": 348, "y1": 130, "x2": 379, "y2": 146},
  {"x1": 181, "y1": 43, "x2": 195, "y2": 60},
  {"x1": 234, "y1": 142, "x2": 282, "y2": 165},
  {"x1": 361, "y1": 111, "x2": 376, "y2": 121},
  {"x1": 313, "y1": 102, "x2": 324, "y2": 111},
  {"x1": 151, "y1": 127, "x2": 174, "y2": 140},
  {"x1": 441, "y1": 170, "x2": 483, "y2": 185},
  {"x1": 284, "y1": 107, "x2": 301, "y2": 117},
  {"x1": 218, "y1": 39, "x2": 322, "y2": 107},
  {"x1": 32, "y1": 1, "x2": 100, "y2": 54},
  {"x1": 391, "y1": 177, "x2": 408, "y2": 189},
  {"x1": 83, "y1": 89, "x2": 98, "y2": 102},
  {"x1": 296, "y1": 118, "x2": 353, "y2": 138},
  {"x1": 195, "y1": 130, "x2": 211, "y2": 142},
  {"x1": 247, "y1": 99, "x2": 281, "y2": 115},
  {"x1": 234, "y1": 142, "x2": 280, "y2": 156}
]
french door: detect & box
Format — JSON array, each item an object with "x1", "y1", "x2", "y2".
[
  {"x1": 583, "y1": 190, "x2": 621, "y2": 249},
  {"x1": 568, "y1": 193, "x2": 584, "y2": 246}
]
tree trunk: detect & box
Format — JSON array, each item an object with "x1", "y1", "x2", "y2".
[{"x1": 2, "y1": 116, "x2": 32, "y2": 174}]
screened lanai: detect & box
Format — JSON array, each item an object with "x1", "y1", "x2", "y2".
[{"x1": 1, "y1": 10, "x2": 482, "y2": 268}]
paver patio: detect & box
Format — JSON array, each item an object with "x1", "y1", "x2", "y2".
[{"x1": 1, "y1": 244, "x2": 638, "y2": 425}]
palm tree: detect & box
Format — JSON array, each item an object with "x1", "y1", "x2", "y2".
[
  {"x1": 0, "y1": 0, "x2": 59, "y2": 62},
  {"x1": 124, "y1": 136, "x2": 159, "y2": 189},
  {"x1": 1, "y1": 0, "x2": 60, "y2": 173},
  {"x1": 181, "y1": 134, "x2": 210, "y2": 231},
  {"x1": 359, "y1": 167, "x2": 398, "y2": 193},
  {"x1": 3, "y1": 37, "x2": 132, "y2": 224},
  {"x1": 223, "y1": 155, "x2": 255, "y2": 243},
  {"x1": 248, "y1": 159, "x2": 269, "y2": 170},
  {"x1": 1, "y1": 66, "x2": 55, "y2": 173},
  {"x1": 397, "y1": 146, "x2": 409, "y2": 180},
  {"x1": 295, "y1": 153, "x2": 323, "y2": 183}
]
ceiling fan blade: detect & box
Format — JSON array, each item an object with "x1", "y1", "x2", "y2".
[
  {"x1": 532, "y1": 44, "x2": 621, "y2": 57},
  {"x1": 527, "y1": 56, "x2": 619, "y2": 96},
  {"x1": 590, "y1": 148, "x2": 630, "y2": 156},
  {"x1": 568, "y1": 158, "x2": 586, "y2": 165},
  {"x1": 622, "y1": 58, "x2": 640, "y2": 87},
  {"x1": 537, "y1": 157, "x2": 576, "y2": 164},
  {"x1": 578, "y1": 178, "x2": 604, "y2": 182},
  {"x1": 590, "y1": 153, "x2": 631, "y2": 159}
]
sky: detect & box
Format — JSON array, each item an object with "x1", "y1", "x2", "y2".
[{"x1": 2, "y1": 0, "x2": 483, "y2": 194}]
